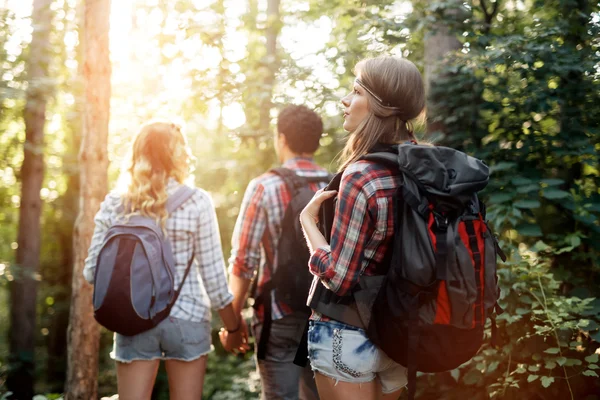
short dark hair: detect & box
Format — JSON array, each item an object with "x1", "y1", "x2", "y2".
[{"x1": 277, "y1": 105, "x2": 323, "y2": 154}]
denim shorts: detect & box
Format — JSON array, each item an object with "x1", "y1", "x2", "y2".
[
  {"x1": 111, "y1": 316, "x2": 212, "y2": 363},
  {"x1": 307, "y1": 320, "x2": 407, "y2": 394}
]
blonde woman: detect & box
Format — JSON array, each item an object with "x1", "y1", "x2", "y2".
[
  {"x1": 83, "y1": 121, "x2": 243, "y2": 400},
  {"x1": 300, "y1": 56, "x2": 426, "y2": 400}
]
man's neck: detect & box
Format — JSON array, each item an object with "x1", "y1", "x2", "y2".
[{"x1": 281, "y1": 151, "x2": 313, "y2": 164}]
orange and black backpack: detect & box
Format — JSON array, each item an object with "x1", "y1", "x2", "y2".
[{"x1": 306, "y1": 143, "x2": 506, "y2": 399}]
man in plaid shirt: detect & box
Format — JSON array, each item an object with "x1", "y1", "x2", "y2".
[{"x1": 227, "y1": 105, "x2": 328, "y2": 400}]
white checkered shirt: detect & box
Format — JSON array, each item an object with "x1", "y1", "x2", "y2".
[{"x1": 83, "y1": 179, "x2": 234, "y2": 323}]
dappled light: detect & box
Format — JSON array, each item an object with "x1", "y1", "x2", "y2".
[{"x1": 1, "y1": 0, "x2": 600, "y2": 399}]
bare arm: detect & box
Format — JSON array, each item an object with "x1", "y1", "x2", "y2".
[
  {"x1": 300, "y1": 189, "x2": 337, "y2": 253},
  {"x1": 229, "y1": 273, "x2": 252, "y2": 315}
]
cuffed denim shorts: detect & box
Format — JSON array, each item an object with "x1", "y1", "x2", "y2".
[
  {"x1": 307, "y1": 320, "x2": 408, "y2": 394},
  {"x1": 111, "y1": 316, "x2": 212, "y2": 363}
]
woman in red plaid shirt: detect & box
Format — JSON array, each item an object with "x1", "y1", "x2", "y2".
[{"x1": 300, "y1": 56, "x2": 426, "y2": 400}]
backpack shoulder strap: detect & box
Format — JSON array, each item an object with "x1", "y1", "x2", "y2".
[
  {"x1": 303, "y1": 173, "x2": 333, "y2": 184},
  {"x1": 270, "y1": 167, "x2": 306, "y2": 194},
  {"x1": 360, "y1": 152, "x2": 399, "y2": 169},
  {"x1": 166, "y1": 185, "x2": 196, "y2": 214},
  {"x1": 361, "y1": 151, "x2": 430, "y2": 216}
]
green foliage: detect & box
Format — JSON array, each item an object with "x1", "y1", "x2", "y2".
[
  {"x1": 2, "y1": 0, "x2": 600, "y2": 398},
  {"x1": 409, "y1": 0, "x2": 600, "y2": 398},
  {"x1": 203, "y1": 351, "x2": 259, "y2": 399}
]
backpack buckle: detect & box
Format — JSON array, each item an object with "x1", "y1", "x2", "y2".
[{"x1": 432, "y1": 211, "x2": 448, "y2": 231}]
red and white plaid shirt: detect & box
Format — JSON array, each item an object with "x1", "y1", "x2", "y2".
[
  {"x1": 308, "y1": 160, "x2": 401, "y2": 321},
  {"x1": 229, "y1": 157, "x2": 329, "y2": 322}
]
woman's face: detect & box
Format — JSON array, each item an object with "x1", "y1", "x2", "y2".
[{"x1": 341, "y1": 76, "x2": 370, "y2": 132}]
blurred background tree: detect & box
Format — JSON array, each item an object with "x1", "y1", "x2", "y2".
[{"x1": 0, "y1": 0, "x2": 599, "y2": 398}]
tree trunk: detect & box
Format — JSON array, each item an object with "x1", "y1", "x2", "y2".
[
  {"x1": 46, "y1": 2, "x2": 84, "y2": 390},
  {"x1": 424, "y1": 1, "x2": 462, "y2": 135},
  {"x1": 65, "y1": 0, "x2": 111, "y2": 397},
  {"x1": 7, "y1": 0, "x2": 53, "y2": 397},
  {"x1": 258, "y1": 0, "x2": 281, "y2": 132}
]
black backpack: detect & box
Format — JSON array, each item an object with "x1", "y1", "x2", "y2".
[
  {"x1": 253, "y1": 167, "x2": 331, "y2": 360},
  {"x1": 306, "y1": 144, "x2": 506, "y2": 399}
]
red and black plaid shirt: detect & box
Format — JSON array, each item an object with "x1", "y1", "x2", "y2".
[
  {"x1": 308, "y1": 160, "x2": 401, "y2": 321},
  {"x1": 229, "y1": 158, "x2": 329, "y2": 322}
]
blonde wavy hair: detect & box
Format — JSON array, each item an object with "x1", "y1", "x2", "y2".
[
  {"x1": 339, "y1": 56, "x2": 426, "y2": 171},
  {"x1": 121, "y1": 120, "x2": 192, "y2": 228}
]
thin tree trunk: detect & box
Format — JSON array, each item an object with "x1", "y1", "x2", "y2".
[
  {"x1": 65, "y1": 0, "x2": 111, "y2": 397},
  {"x1": 46, "y1": 2, "x2": 84, "y2": 389},
  {"x1": 424, "y1": 0, "x2": 462, "y2": 135},
  {"x1": 7, "y1": 0, "x2": 53, "y2": 397},
  {"x1": 258, "y1": 0, "x2": 280, "y2": 132}
]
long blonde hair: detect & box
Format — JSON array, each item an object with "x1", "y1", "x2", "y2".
[
  {"x1": 339, "y1": 56, "x2": 426, "y2": 171},
  {"x1": 121, "y1": 120, "x2": 192, "y2": 228}
]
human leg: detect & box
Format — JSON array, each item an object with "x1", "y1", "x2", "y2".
[
  {"x1": 165, "y1": 356, "x2": 208, "y2": 400},
  {"x1": 116, "y1": 360, "x2": 160, "y2": 400}
]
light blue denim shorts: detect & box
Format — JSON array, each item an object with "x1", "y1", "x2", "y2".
[
  {"x1": 111, "y1": 316, "x2": 212, "y2": 363},
  {"x1": 307, "y1": 320, "x2": 407, "y2": 394}
]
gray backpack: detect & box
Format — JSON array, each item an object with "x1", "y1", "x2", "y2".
[{"x1": 93, "y1": 185, "x2": 196, "y2": 336}]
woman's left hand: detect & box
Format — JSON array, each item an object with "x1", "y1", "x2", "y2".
[{"x1": 300, "y1": 189, "x2": 337, "y2": 225}]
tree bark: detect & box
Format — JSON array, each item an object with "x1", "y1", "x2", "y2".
[
  {"x1": 7, "y1": 0, "x2": 53, "y2": 397},
  {"x1": 65, "y1": 0, "x2": 111, "y2": 397},
  {"x1": 46, "y1": 2, "x2": 84, "y2": 390},
  {"x1": 258, "y1": 0, "x2": 281, "y2": 132},
  {"x1": 424, "y1": 1, "x2": 462, "y2": 135}
]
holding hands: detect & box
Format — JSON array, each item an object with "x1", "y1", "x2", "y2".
[{"x1": 219, "y1": 316, "x2": 250, "y2": 354}]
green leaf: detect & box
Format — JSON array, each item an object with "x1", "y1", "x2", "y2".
[
  {"x1": 545, "y1": 361, "x2": 557, "y2": 370},
  {"x1": 514, "y1": 199, "x2": 541, "y2": 209},
  {"x1": 512, "y1": 177, "x2": 534, "y2": 185},
  {"x1": 583, "y1": 370, "x2": 599, "y2": 377},
  {"x1": 487, "y1": 361, "x2": 499, "y2": 373},
  {"x1": 583, "y1": 203, "x2": 600, "y2": 212},
  {"x1": 565, "y1": 358, "x2": 583, "y2": 366},
  {"x1": 519, "y1": 295, "x2": 534, "y2": 304},
  {"x1": 463, "y1": 369, "x2": 483, "y2": 385},
  {"x1": 542, "y1": 189, "x2": 571, "y2": 200},
  {"x1": 532, "y1": 241, "x2": 550, "y2": 251},
  {"x1": 544, "y1": 348, "x2": 560, "y2": 354},
  {"x1": 556, "y1": 357, "x2": 567, "y2": 366},
  {"x1": 567, "y1": 235, "x2": 582, "y2": 248},
  {"x1": 540, "y1": 179, "x2": 564, "y2": 186},
  {"x1": 527, "y1": 374, "x2": 539, "y2": 383},
  {"x1": 586, "y1": 320, "x2": 600, "y2": 331},
  {"x1": 578, "y1": 319, "x2": 590, "y2": 328},
  {"x1": 541, "y1": 376, "x2": 554, "y2": 388},
  {"x1": 528, "y1": 365, "x2": 540, "y2": 372},
  {"x1": 517, "y1": 224, "x2": 543, "y2": 237},
  {"x1": 488, "y1": 193, "x2": 514, "y2": 203},
  {"x1": 490, "y1": 162, "x2": 517, "y2": 173},
  {"x1": 587, "y1": 364, "x2": 599, "y2": 370},
  {"x1": 450, "y1": 368, "x2": 460, "y2": 382},
  {"x1": 515, "y1": 307, "x2": 531, "y2": 315},
  {"x1": 516, "y1": 184, "x2": 540, "y2": 193},
  {"x1": 585, "y1": 354, "x2": 599, "y2": 363},
  {"x1": 556, "y1": 245, "x2": 576, "y2": 254}
]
